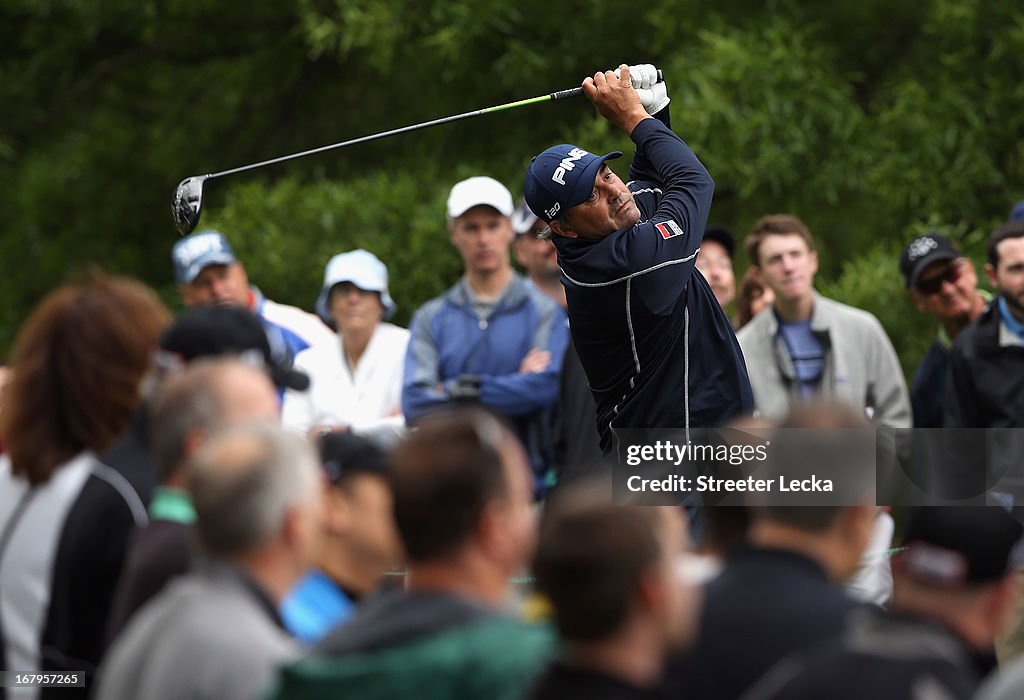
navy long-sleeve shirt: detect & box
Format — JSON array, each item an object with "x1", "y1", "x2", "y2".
[{"x1": 553, "y1": 115, "x2": 753, "y2": 458}]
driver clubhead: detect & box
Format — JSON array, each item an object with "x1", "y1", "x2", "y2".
[{"x1": 172, "y1": 176, "x2": 206, "y2": 235}]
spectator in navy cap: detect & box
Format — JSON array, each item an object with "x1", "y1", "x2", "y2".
[
  {"x1": 171, "y1": 229, "x2": 335, "y2": 364},
  {"x1": 899, "y1": 233, "x2": 987, "y2": 428},
  {"x1": 746, "y1": 506, "x2": 1022, "y2": 700}
]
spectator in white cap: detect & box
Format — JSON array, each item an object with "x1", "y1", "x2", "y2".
[
  {"x1": 282, "y1": 249, "x2": 409, "y2": 446},
  {"x1": 171, "y1": 229, "x2": 335, "y2": 364},
  {"x1": 402, "y1": 176, "x2": 569, "y2": 499}
]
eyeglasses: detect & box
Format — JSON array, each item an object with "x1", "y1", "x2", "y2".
[{"x1": 915, "y1": 260, "x2": 963, "y2": 295}]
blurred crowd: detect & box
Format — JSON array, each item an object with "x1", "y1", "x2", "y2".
[{"x1": 1, "y1": 172, "x2": 1024, "y2": 700}]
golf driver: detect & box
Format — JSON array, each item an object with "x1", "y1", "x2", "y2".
[{"x1": 172, "y1": 70, "x2": 663, "y2": 235}]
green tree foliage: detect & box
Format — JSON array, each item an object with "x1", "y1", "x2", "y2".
[{"x1": 2, "y1": 0, "x2": 1023, "y2": 385}]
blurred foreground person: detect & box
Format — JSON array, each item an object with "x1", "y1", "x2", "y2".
[
  {"x1": 95, "y1": 424, "x2": 323, "y2": 700},
  {"x1": 530, "y1": 482, "x2": 697, "y2": 699},
  {"x1": 106, "y1": 358, "x2": 281, "y2": 639},
  {"x1": 0, "y1": 273, "x2": 170, "y2": 699},
  {"x1": 748, "y1": 506, "x2": 1022, "y2": 700},
  {"x1": 269, "y1": 408, "x2": 553, "y2": 700},
  {"x1": 101, "y1": 304, "x2": 309, "y2": 504},
  {"x1": 667, "y1": 402, "x2": 876, "y2": 700},
  {"x1": 281, "y1": 432, "x2": 402, "y2": 644}
]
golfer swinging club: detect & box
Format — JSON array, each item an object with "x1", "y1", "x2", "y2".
[{"x1": 524, "y1": 64, "x2": 753, "y2": 461}]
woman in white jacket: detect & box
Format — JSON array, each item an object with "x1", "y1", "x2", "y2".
[{"x1": 283, "y1": 250, "x2": 409, "y2": 446}]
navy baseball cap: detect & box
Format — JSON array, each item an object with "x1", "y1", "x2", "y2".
[
  {"x1": 704, "y1": 225, "x2": 736, "y2": 258},
  {"x1": 172, "y1": 230, "x2": 238, "y2": 284},
  {"x1": 157, "y1": 306, "x2": 309, "y2": 392},
  {"x1": 897, "y1": 506, "x2": 1022, "y2": 587},
  {"x1": 524, "y1": 144, "x2": 622, "y2": 223},
  {"x1": 318, "y1": 432, "x2": 390, "y2": 485}
]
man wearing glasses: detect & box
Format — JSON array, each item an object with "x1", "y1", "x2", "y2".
[{"x1": 899, "y1": 234, "x2": 988, "y2": 428}]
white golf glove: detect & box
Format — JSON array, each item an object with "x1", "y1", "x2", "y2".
[
  {"x1": 618, "y1": 63, "x2": 670, "y2": 115},
  {"x1": 624, "y1": 63, "x2": 659, "y2": 89}
]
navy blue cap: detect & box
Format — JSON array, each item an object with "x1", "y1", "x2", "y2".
[
  {"x1": 899, "y1": 233, "x2": 960, "y2": 289},
  {"x1": 898, "y1": 506, "x2": 1022, "y2": 586},
  {"x1": 524, "y1": 144, "x2": 622, "y2": 223},
  {"x1": 158, "y1": 306, "x2": 309, "y2": 392},
  {"x1": 1010, "y1": 199, "x2": 1024, "y2": 223},
  {"x1": 318, "y1": 432, "x2": 390, "y2": 484}
]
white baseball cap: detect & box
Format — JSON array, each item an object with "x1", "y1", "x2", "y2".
[
  {"x1": 446, "y1": 176, "x2": 514, "y2": 219},
  {"x1": 315, "y1": 249, "x2": 397, "y2": 323}
]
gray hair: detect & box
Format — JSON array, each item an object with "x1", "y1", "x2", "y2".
[{"x1": 189, "y1": 423, "x2": 320, "y2": 557}]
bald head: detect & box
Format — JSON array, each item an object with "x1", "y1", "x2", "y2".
[{"x1": 149, "y1": 358, "x2": 279, "y2": 482}]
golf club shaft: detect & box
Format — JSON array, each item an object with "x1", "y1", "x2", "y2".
[{"x1": 200, "y1": 71, "x2": 661, "y2": 181}]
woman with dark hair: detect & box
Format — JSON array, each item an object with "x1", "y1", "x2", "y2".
[
  {"x1": 0, "y1": 272, "x2": 170, "y2": 698},
  {"x1": 733, "y1": 269, "x2": 775, "y2": 330}
]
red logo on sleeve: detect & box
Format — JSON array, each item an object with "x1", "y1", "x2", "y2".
[{"x1": 654, "y1": 220, "x2": 685, "y2": 239}]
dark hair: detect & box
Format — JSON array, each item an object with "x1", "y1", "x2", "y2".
[
  {"x1": 534, "y1": 483, "x2": 663, "y2": 641},
  {"x1": 538, "y1": 208, "x2": 572, "y2": 241},
  {"x1": 987, "y1": 221, "x2": 1024, "y2": 268},
  {"x1": 754, "y1": 402, "x2": 871, "y2": 531},
  {"x1": 1, "y1": 272, "x2": 170, "y2": 484},
  {"x1": 734, "y1": 269, "x2": 770, "y2": 329},
  {"x1": 746, "y1": 214, "x2": 816, "y2": 267},
  {"x1": 703, "y1": 505, "x2": 751, "y2": 557},
  {"x1": 390, "y1": 409, "x2": 511, "y2": 563}
]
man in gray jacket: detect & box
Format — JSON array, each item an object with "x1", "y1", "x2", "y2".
[
  {"x1": 95, "y1": 424, "x2": 323, "y2": 700},
  {"x1": 736, "y1": 214, "x2": 910, "y2": 428}
]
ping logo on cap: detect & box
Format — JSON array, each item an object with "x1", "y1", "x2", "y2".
[{"x1": 551, "y1": 148, "x2": 590, "y2": 186}]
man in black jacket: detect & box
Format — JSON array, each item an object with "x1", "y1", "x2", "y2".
[
  {"x1": 744, "y1": 506, "x2": 1021, "y2": 700},
  {"x1": 946, "y1": 222, "x2": 1024, "y2": 429},
  {"x1": 944, "y1": 222, "x2": 1024, "y2": 508}
]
